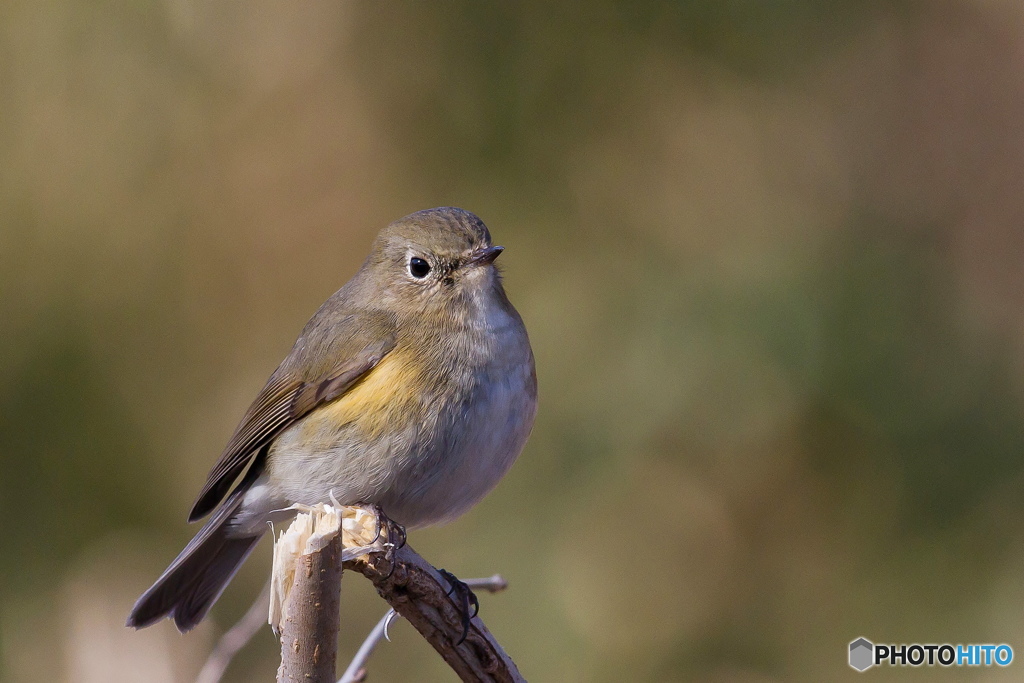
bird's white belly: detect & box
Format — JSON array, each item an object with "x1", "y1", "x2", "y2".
[{"x1": 383, "y1": 358, "x2": 536, "y2": 526}]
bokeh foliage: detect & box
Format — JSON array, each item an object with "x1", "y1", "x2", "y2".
[{"x1": 3, "y1": 1, "x2": 1024, "y2": 681}]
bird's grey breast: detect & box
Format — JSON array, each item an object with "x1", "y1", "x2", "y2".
[{"x1": 379, "y1": 299, "x2": 537, "y2": 526}]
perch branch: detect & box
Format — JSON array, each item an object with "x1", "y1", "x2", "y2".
[
  {"x1": 344, "y1": 547, "x2": 524, "y2": 683},
  {"x1": 338, "y1": 575, "x2": 509, "y2": 683},
  {"x1": 261, "y1": 505, "x2": 522, "y2": 682}
]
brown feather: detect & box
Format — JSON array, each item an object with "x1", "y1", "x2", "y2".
[{"x1": 188, "y1": 312, "x2": 397, "y2": 521}]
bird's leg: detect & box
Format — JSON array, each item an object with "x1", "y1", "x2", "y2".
[
  {"x1": 370, "y1": 504, "x2": 407, "y2": 549},
  {"x1": 437, "y1": 568, "x2": 480, "y2": 645},
  {"x1": 369, "y1": 505, "x2": 407, "y2": 579}
]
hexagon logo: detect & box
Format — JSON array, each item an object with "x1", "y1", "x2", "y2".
[{"x1": 849, "y1": 637, "x2": 874, "y2": 671}]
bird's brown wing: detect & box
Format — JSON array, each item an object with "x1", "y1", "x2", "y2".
[{"x1": 187, "y1": 310, "x2": 398, "y2": 522}]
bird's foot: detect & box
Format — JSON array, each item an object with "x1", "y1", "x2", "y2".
[
  {"x1": 370, "y1": 504, "x2": 407, "y2": 549},
  {"x1": 369, "y1": 505, "x2": 406, "y2": 578},
  {"x1": 437, "y1": 568, "x2": 479, "y2": 645}
]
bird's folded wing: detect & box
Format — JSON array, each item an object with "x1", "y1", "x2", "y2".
[{"x1": 188, "y1": 310, "x2": 398, "y2": 522}]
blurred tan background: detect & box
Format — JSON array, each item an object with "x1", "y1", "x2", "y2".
[{"x1": 4, "y1": 1, "x2": 1024, "y2": 681}]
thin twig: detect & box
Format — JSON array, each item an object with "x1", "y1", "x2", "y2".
[
  {"x1": 337, "y1": 609, "x2": 396, "y2": 683},
  {"x1": 464, "y1": 575, "x2": 510, "y2": 592},
  {"x1": 337, "y1": 575, "x2": 508, "y2": 683},
  {"x1": 195, "y1": 580, "x2": 272, "y2": 683}
]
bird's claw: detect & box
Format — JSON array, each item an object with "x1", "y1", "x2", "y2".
[
  {"x1": 370, "y1": 505, "x2": 406, "y2": 579},
  {"x1": 438, "y1": 568, "x2": 479, "y2": 645},
  {"x1": 371, "y1": 505, "x2": 407, "y2": 549}
]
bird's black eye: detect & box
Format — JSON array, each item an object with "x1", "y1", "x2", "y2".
[{"x1": 409, "y1": 257, "x2": 431, "y2": 278}]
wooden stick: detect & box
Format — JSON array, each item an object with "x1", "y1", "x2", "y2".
[{"x1": 275, "y1": 527, "x2": 345, "y2": 682}]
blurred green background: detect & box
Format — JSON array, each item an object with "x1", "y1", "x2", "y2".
[{"x1": 4, "y1": 1, "x2": 1024, "y2": 681}]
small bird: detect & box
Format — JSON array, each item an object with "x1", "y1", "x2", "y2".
[{"x1": 127, "y1": 207, "x2": 537, "y2": 632}]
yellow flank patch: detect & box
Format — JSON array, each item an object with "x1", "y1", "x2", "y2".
[{"x1": 299, "y1": 350, "x2": 423, "y2": 442}]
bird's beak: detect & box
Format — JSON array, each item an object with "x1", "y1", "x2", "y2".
[{"x1": 465, "y1": 245, "x2": 504, "y2": 267}]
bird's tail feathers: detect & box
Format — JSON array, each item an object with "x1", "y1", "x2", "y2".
[{"x1": 126, "y1": 491, "x2": 262, "y2": 632}]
